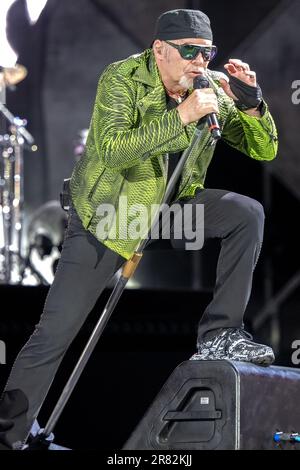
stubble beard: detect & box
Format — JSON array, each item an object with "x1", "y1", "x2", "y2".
[{"x1": 178, "y1": 75, "x2": 194, "y2": 90}]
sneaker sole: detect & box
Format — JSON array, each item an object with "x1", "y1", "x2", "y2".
[
  {"x1": 190, "y1": 354, "x2": 275, "y2": 366},
  {"x1": 248, "y1": 353, "x2": 275, "y2": 367}
]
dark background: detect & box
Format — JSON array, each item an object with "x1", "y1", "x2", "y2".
[{"x1": 1, "y1": 0, "x2": 300, "y2": 450}]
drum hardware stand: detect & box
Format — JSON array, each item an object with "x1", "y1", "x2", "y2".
[
  {"x1": 0, "y1": 102, "x2": 38, "y2": 284},
  {"x1": 18, "y1": 240, "x2": 50, "y2": 285}
]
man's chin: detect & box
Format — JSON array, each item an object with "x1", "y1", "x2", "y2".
[{"x1": 179, "y1": 76, "x2": 194, "y2": 90}]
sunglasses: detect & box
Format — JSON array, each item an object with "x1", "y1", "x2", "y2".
[{"x1": 165, "y1": 40, "x2": 217, "y2": 61}]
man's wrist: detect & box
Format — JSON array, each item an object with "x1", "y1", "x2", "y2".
[
  {"x1": 176, "y1": 107, "x2": 189, "y2": 126},
  {"x1": 239, "y1": 100, "x2": 264, "y2": 118},
  {"x1": 242, "y1": 107, "x2": 262, "y2": 118}
]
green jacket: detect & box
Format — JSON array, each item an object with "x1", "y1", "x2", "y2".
[{"x1": 70, "y1": 49, "x2": 278, "y2": 260}]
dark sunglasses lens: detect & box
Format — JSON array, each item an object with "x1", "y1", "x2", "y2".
[
  {"x1": 209, "y1": 46, "x2": 217, "y2": 60},
  {"x1": 181, "y1": 45, "x2": 199, "y2": 59},
  {"x1": 181, "y1": 45, "x2": 218, "y2": 61},
  {"x1": 201, "y1": 47, "x2": 217, "y2": 61}
]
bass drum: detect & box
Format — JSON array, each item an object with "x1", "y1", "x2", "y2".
[{"x1": 24, "y1": 200, "x2": 68, "y2": 285}]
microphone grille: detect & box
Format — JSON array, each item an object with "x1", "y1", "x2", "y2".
[
  {"x1": 193, "y1": 75, "x2": 209, "y2": 89},
  {"x1": 208, "y1": 70, "x2": 229, "y2": 83}
]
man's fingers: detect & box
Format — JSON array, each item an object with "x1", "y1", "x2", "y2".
[
  {"x1": 224, "y1": 63, "x2": 238, "y2": 74},
  {"x1": 244, "y1": 71, "x2": 257, "y2": 85},
  {"x1": 178, "y1": 88, "x2": 219, "y2": 125},
  {"x1": 196, "y1": 88, "x2": 215, "y2": 94},
  {"x1": 228, "y1": 59, "x2": 251, "y2": 71},
  {"x1": 229, "y1": 58, "x2": 243, "y2": 65},
  {"x1": 245, "y1": 70, "x2": 256, "y2": 78},
  {"x1": 229, "y1": 58, "x2": 246, "y2": 67},
  {"x1": 224, "y1": 63, "x2": 257, "y2": 85},
  {"x1": 194, "y1": 90, "x2": 218, "y2": 108},
  {"x1": 199, "y1": 97, "x2": 218, "y2": 106}
]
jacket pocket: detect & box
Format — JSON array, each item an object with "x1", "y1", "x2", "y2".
[{"x1": 88, "y1": 168, "x2": 105, "y2": 201}]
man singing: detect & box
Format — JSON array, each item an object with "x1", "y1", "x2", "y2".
[{"x1": 0, "y1": 9, "x2": 278, "y2": 450}]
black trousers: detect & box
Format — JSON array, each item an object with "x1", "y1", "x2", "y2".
[{"x1": 0, "y1": 189, "x2": 264, "y2": 449}]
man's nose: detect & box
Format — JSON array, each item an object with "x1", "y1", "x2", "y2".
[{"x1": 192, "y1": 52, "x2": 206, "y2": 66}]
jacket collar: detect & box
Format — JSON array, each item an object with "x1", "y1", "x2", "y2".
[{"x1": 132, "y1": 49, "x2": 162, "y2": 89}]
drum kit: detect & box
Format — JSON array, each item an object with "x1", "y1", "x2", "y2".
[
  {"x1": 0, "y1": 63, "x2": 39, "y2": 284},
  {"x1": 0, "y1": 64, "x2": 88, "y2": 285}
]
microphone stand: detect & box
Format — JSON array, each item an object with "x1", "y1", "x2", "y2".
[{"x1": 28, "y1": 117, "x2": 217, "y2": 450}]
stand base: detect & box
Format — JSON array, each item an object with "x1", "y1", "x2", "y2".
[
  {"x1": 25, "y1": 438, "x2": 70, "y2": 451},
  {"x1": 49, "y1": 443, "x2": 70, "y2": 450},
  {"x1": 24, "y1": 429, "x2": 70, "y2": 451}
]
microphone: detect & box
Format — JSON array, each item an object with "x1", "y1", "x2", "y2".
[{"x1": 193, "y1": 75, "x2": 221, "y2": 141}]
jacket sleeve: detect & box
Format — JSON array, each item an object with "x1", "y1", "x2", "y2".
[
  {"x1": 221, "y1": 100, "x2": 278, "y2": 161},
  {"x1": 92, "y1": 68, "x2": 190, "y2": 171}
]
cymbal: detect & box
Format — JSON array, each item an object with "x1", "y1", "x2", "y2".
[{"x1": 0, "y1": 64, "x2": 28, "y2": 86}]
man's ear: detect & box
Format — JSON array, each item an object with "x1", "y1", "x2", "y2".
[{"x1": 153, "y1": 40, "x2": 164, "y2": 60}]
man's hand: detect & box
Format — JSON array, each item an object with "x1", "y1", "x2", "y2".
[
  {"x1": 219, "y1": 58, "x2": 257, "y2": 99},
  {"x1": 177, "y1": 88, "x2": 219, "y2": 126},
  {"x1": 218, "y1": 59, "x2": 261, "y2": 117}
]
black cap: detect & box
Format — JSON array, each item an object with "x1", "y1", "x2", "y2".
[{"x1": 153, "y1": 9, "x2": 213, "y2": 42}]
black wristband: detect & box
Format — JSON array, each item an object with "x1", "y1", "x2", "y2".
[{"x1": 229, "y1": 75, "x2": 263, "y2": 110}]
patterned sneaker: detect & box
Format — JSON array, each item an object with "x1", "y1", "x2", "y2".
[{"x1": 190, "y1": 328, "x2": 275, "y2": 366}]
